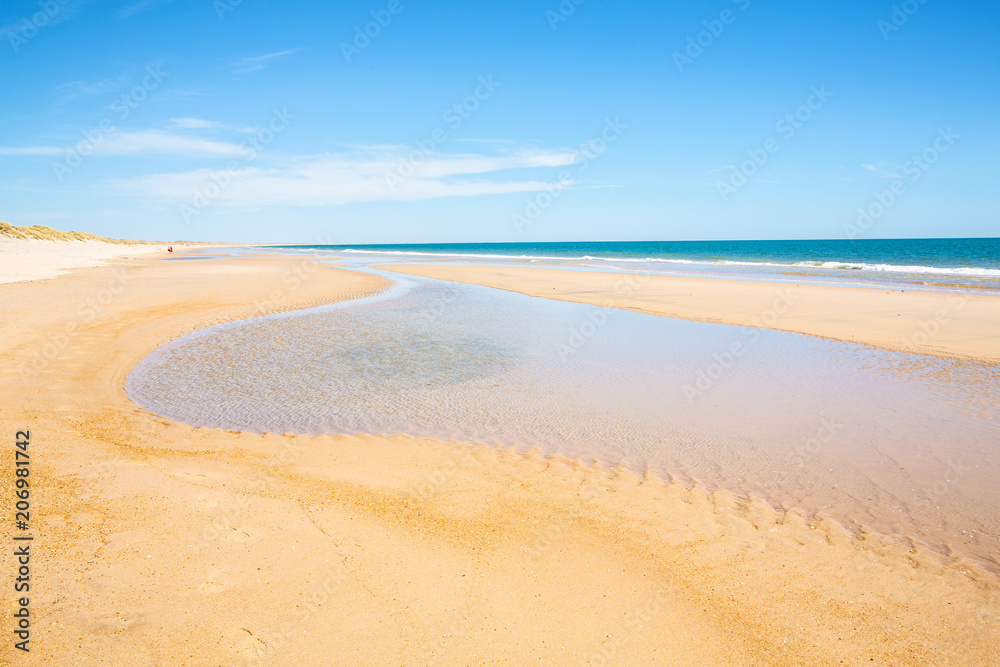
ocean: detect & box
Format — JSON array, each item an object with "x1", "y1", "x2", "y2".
[
  {"x1": 278, "y1": 238, "x2": 1000, "y2": 269},
  {"x1": 271, "y1": 238, "x2": 1000, "y2": 291}
]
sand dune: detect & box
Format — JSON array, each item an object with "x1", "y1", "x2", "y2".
[{"x1": 0, "y1": 222, "x2": 195, "y2": 284}]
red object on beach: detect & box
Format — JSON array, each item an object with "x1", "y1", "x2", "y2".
[{"x1": 168, "y1": 246, "x2": 173, "y2": 253}]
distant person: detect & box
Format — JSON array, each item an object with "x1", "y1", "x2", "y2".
[{"x1": 168, "y1": 246, "x2": 173, "y2": 253}]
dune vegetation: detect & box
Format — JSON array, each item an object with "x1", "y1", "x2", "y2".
[{"x1": 0, "y1": 221, "x2": 151, "y2": 244}]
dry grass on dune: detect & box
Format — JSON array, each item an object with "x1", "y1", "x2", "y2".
[{"x1": 0, "y1": 221, "x2": 152, "y2": 244}]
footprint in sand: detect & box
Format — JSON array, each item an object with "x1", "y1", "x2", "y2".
[
  {"x1": 198, "y1": 570, "x2": 234, "y2": 593},
  {"x1": 224, "y1": 526, "x2": 251, "y2": 542},
  {"x1": 220, "y1": 626, "x2": 268, "y2": 659}
]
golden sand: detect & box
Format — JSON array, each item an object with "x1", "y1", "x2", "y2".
[{"x1": 1, "y1": 253, "x2": 998, "y2": 665}]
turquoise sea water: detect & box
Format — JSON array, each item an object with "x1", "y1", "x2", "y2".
[
  {"x1": 278, "y1": 238, "x2": 1000, "y2": 269},
  {"x1": 270, "y1": 238, "x2": 1000, "y2": 290}
]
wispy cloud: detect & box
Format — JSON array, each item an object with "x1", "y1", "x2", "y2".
[
  {"x1": 0, "y1": 131, "x2": 246, "y2": 159},
  {"x1": 861, "y1": 161, "x2": 902, "y2": 178},
  {"x1": 110, "y1": 146, "x2": 582, "y2": 207},
  {"x1": 169, "y1": 118, "x2": 223, "y2": 130},
  {"x1": 232, "y1": 49, "x2": 303, "y2": 74},
  {"x1": 92, "y1": 131, "x2": 247, "y2": 157},
  {"x1": 54, "y1": 76, "x2": 130, "y2": 102},
  {"x1": 0, "y1": 146, "x2": 64, "y2": 156},
  {"x1": 0, "y1": 0, "x2": 91, "y2": 37},
  {"x1": 120, "y1": 0, "x2": 176, "y2": 18}
]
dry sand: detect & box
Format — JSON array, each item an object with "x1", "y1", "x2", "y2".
[
  {"x1": 1, "y1": 252, "x2": 998, "y2": 665},
  {"x1": 0, "y1": 237, "x2": 188, "y2": 285},
  {"x1": 386, "y1": 264, "x2": 1000, "y2": 364}
]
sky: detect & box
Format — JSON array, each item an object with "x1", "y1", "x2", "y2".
[{"x1": 1, "y1": 0, "x2": 997, "y2": 243}]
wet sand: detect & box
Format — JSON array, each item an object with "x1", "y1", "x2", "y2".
[
  {"x1": 386, "y1": 264, "x2": 1000, "y2": 363},
  {"x1": 2, "y1": 252, "x2": 998, "y2": 665}
]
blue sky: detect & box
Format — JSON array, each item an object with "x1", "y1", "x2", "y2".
[{"x1": 1, "y1": 0, "x2": 997, "y2": 243}]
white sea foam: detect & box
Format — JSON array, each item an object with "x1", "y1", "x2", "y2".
[{"x1": 328, "y1": 248, "x2": 1000, "y2": 278}]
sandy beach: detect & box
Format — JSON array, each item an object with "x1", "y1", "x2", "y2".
[
  {"x1": 0, "y1": 246, "x2": 997, "y2": 665},
  {"x1": 0, "y1": 235, "x2": 192, "y2": 286}
]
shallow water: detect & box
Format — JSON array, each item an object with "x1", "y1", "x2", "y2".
[{"x1": 128, "y1": 265, "x2": 1000, "y2": 566}]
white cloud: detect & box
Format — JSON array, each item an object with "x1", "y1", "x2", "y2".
[
  {"x1": 120, "y1": 0, "x2": 176, "y2": 18},
  {"x1": 396, "y1": 149, "x2": 577, "y2": 179},
  {"x1": 95, "y1": 131, "x2": 247, "y2": 157},
  {"x1": 0, "y1": 130, "x2": 246, "y2": 159},
  {"x1": 861, "y1": 162, "x2": 902, "y2": 179},
  {"x1": 110, "y1": 147, "x2": 582, "y2": 207},
  {"x1": 0, "y1": 146, "x2": 64, "y2": 156},
  {"x1": 54, "y1": 76, "x2": 129, "y2": 101},
  {"x1": 232, "y1": 49, "x2": 303, "y2": 74},
  {"x1": 169, "y1": 118, "x2": 223, "y2": 130},
  {"x1": 0, "y1": 0, "x2": 90, "y2": 37}
]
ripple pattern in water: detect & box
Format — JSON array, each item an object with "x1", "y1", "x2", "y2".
[{"x1": 127, "y1": 271, "x2": 1000, "y2": 564}]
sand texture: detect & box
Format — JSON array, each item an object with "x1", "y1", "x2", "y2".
[
  {"x1": 386, "y1": 264, "x2": 1000, "y2": 364},
  {"x1": 0, "y1": 237, "x2": 187, "y2": 285},
  {"x1": 1, "y1": 253, "x2": 998, "y2": 666}
]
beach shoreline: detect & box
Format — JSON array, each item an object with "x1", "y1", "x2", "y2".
[
  {"x1": 2, "y1": 251, "x2": 998, "y2": 665},
  {"x1": 386, "y1": 263, "x2": 1000, "y2": 364}
]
